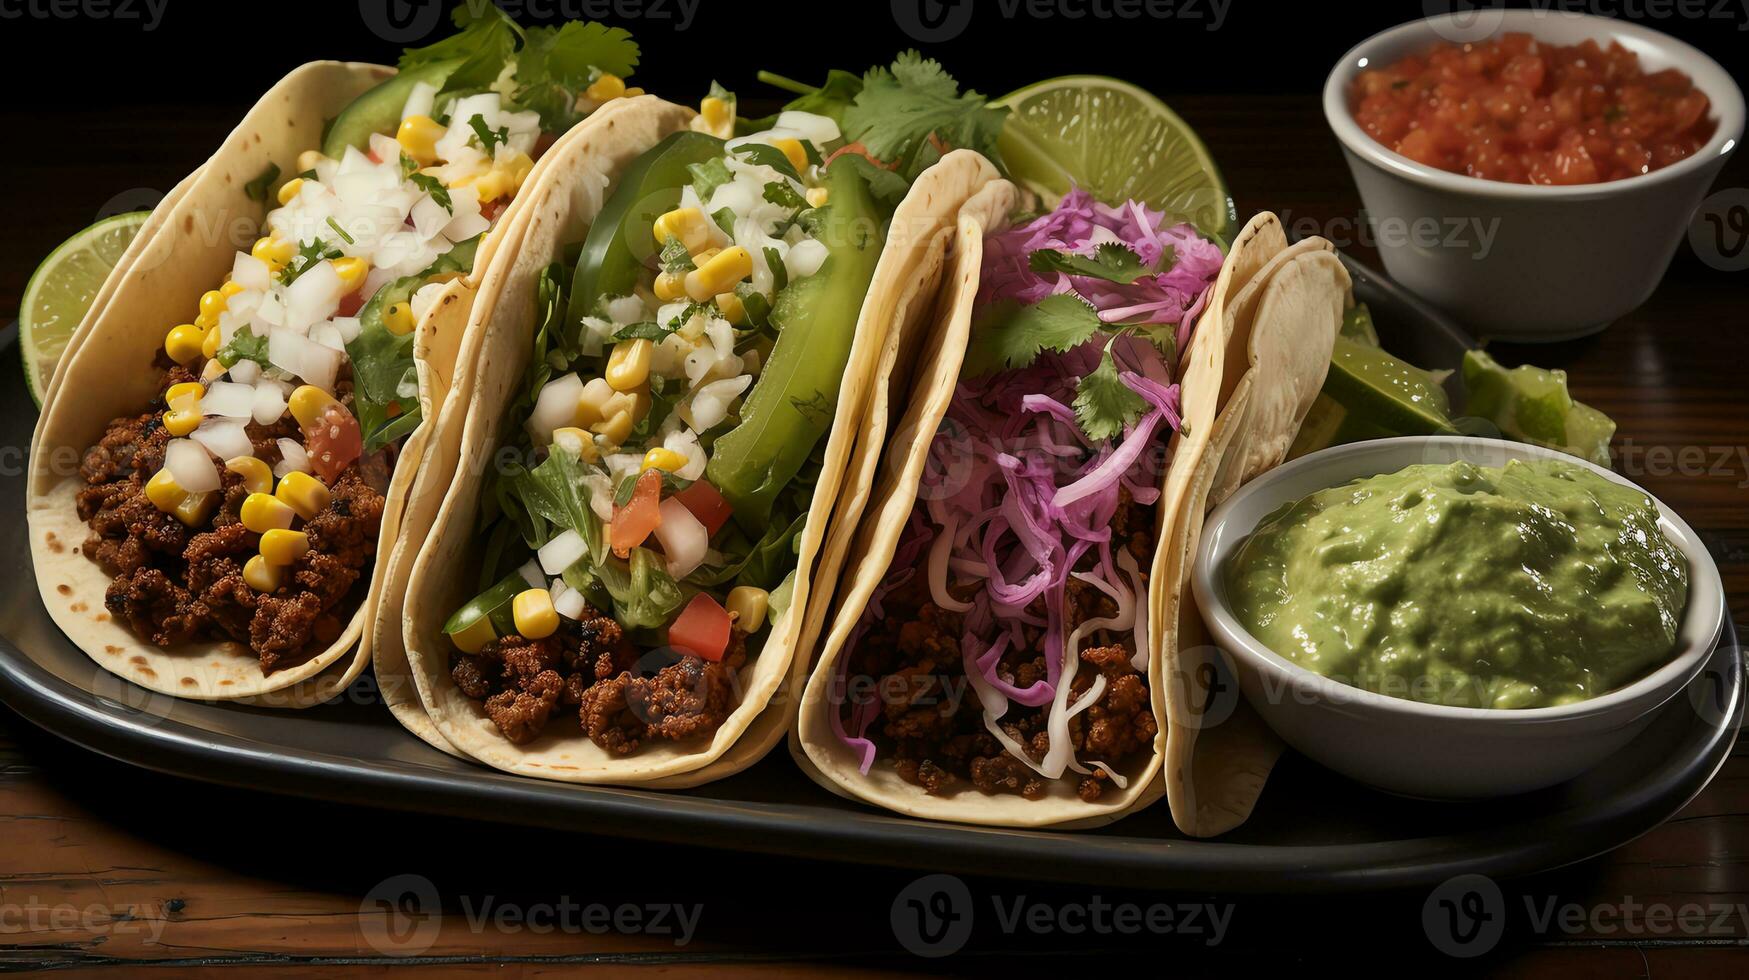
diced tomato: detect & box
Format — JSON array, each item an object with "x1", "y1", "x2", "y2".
[
  {"x1": 305, "y1": 403, "x2": 363, "y2": 483},
  {"x1": 609, "y1": 469, "x2": 663, "y2": 558},
  {"x1": 673, "y1": 479, "x2": 733, "y2": 537},
  {"x1": 668, "y1": 593, "x2": 731, "y2": 662},
  {"x1": 337, "y1": 285, "x2": 367, "y2": 318},
  {"x1": 481, "y1": 198, "x2": 508, "y2": 223}
]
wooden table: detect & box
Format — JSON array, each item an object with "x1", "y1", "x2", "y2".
[{"x1": 1, "y1": 95, "x2": 1744, "y2": 975}]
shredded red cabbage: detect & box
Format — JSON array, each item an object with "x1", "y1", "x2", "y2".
[{"x1": 832, "y1": 191, "x2": 1221, "y2": 783}]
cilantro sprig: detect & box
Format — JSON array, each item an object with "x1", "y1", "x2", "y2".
[
  {"x1": 467, "y1": 113, "x2": 509, "y2": 151},
  {"x1": 1072, "y1": 341, "x2": 1149, "y2": 442},
  {"x1": 279, "y1": 238, "x2": 343, "y2": 285},
  {"x1": 1029, "y1": 243, "x2": 1158, "y2": 284}
]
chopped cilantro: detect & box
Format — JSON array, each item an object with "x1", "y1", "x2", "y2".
[
  {"x1": 842, "y1": 51, "x2": 1007, "y2": 174},
  {"x1": 1073, "y1": 341, "x2": 1149, "y2": 441},
  {"x1": 409, "y1": 172, "x2": 453, "y2": 212},
  {"x1": 467, "y1": 113, "x2": 509, "y2": 151},
  {"x1": 279, "y1": 238, "x2": 343, "y2": 285},
  {"x1": 659, "y1": 236, "x2": 696, "y2": 275},
  {"x1": 1029, "y1": 243, "x2": 1155, "y2": 284},
  {"x1": 961, "y1": 293, "x2": 1103, "y2": 377},
  {"x1": 216, "y1": 326, "x2": 270, "y2": 368},
  {"x1": 612, "y1": 320, "x2": 676, "y2": 342},
  {"x1": 325, "y1": 217, "x2": 356, "y2": 245},
  {"x1": 245, "y1": 163, "x2": 281, "y2": 204},
  {"x1": 763, "y1": 180, "x2": 808, "y2": 211}
]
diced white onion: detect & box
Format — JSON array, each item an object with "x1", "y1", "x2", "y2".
[
  {"x1": 165, "y1": 439, "x2": 220, "y2": 493},
  {"x1": 231, "y1": 252, "x2": 270, "y2": 291},
  {"x1": 331, "y1": 316, "x2": 362, "y2": 343},
  {"x1": 604, "y1": 295, "x2": 646, "y2": 326},
  {"x1": 687, "y1": 374, "x2": 752, "y2": 432},
  {"x1": 526, "y1": 372, "x2": 582, "y2": 444},
  {"x1": 401, "y1": 80, "x2": 437, "y2": 122},
  {"x1": 283, "y1": 261, "x2": 343, "y2": 332},
  {"x1": 268, "y1": 329, "x2": 341, "y2": 391},
  {"x1": 662, "y1": 428, "x2": 708, "y2": 481},
  {"x1": 202, "y1": 381, "x2": 255, "y2": 419},
  {"x1": 785, "y1": 238, "x2": 829, "y2": 280},
  {"x1": 553, "y1": 583, "x2": 586, "y2": 621},
  {"x1": 538, "y1": 529, "x2": 588, "y2": 576},
  {"x1": 517, "y1": 560, "x2": 544, "y2": 590},
  {"x1": 252, "y1": 382, "x2": 287, "y2": 425},
  {"x1": 311, "y1": 323, "x2": 347, "y2": 352},
  {"x1": 273, "y1": 438, "x2": 310, "y2": 478},
  {"x1": 583, "y1": 472, "x2": 615, "y2": 522},
  {"x1": 411, "y1": 193, "x2": 452, "y2": 240},
  {"x1": 410, "y1": 281, "x2": 448, "y2": 321},
  {"x1": 190, "y1": 419, "x2": 253, "y2": 461},
  {"x1": 228, "y1": 358, "x2": 262, "y2": 385},
  {"x1": 775, "y1": 110, "x2": 842, "y2": 146},
  {"x1": 654, "y1": 498, "x2": 708, "y2": 579}
]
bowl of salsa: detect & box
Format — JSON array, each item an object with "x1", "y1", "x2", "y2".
[{"x1": 1322, "y1": 12, "x2": 1742, "y2": 341}]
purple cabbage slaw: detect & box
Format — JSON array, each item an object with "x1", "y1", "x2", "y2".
[{"x1": 830, "y1": 190, "x2": 1223, "y2": 786}]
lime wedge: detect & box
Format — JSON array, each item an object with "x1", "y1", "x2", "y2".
[
  {"x1": 1341, "y1": 303, "x2": 1381, "y2": 346},
  {"x1": 995, "y1": 76, "x2": 1236, "y2": 244},
  {"x1": 1460, "y1": 349, "x2": 1615, "y2": 466},
  {"x1": 1322, "y1": 336, "x2": 1457, "y2": 437},
  {"x1": 20, "y1": 211, "x2": 150, "y2": 406}
]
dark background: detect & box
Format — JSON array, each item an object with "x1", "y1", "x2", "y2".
[{"x1": 1, "y1": 0, "x2": 1746, "y2": 973}]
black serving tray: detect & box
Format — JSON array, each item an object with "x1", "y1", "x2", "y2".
[{"x1": 0, "y1": 256, "x2": 1739, "y2": 893}]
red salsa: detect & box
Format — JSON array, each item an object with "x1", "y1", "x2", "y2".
[{"x1": 1350, "y1": 33, "x2": 1716, "y2": 184}]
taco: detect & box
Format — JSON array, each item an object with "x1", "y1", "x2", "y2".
[
  {"x1": 26, "y1": 9, "x2": 646, "y2": 706},
  {"x1": 793, "y1": 191, "x2": 1347, "y2": 828},
  {"x1": 392, "y1": 59, "x2": 1006, "y2": 784}
]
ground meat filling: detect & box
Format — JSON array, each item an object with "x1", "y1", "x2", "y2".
[
  {"x1": 850, "y1": 494, "x2": 1158, "y2": 803},
  {"x1": 77, "y1": 372, "x2": 385, "y2": 672},
  {"x1": 452, "y1": 608, "x2": 749, "y2": 751}
]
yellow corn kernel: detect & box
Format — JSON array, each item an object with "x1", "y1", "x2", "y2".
[
  {"x1": 512, "y1": 588, "x2": 559, "y2": 639},
  {"x1": 591, "y1": 410, "x2": 632, "y2": 448},
  {"x1": 653, "y1": 207, "x2": 714, "y2": 256},
  {"x1": 144, "y1": 470, "x2": 186, "y2": 513},
  {"x1": 806, "y1": 186, "x2": 830, "y2": 209},
  {"x1": 397, "y1": 114, "x2": 445, "y2": 167},
  {"x1": 164, "y1": 323, "x2": 205, "y2": 364},
  {"x1": 685, "y1": 246, "x2": 753, "y2": 302},
  {"x1": 713, "y1": 291, "x2": 745, "y2": 326},
  {"x1": 194, "y1": 312, "x2": 219, "y2": 331},
  {"x1": 605, "y1": 339, "x2": 652, "y2": 392},
  {"x1": 276, "y1": 177, "x2": 304, "y2": 206},
  {"x1": 384, "y1": 302, "x2": 417, "y2": 336},
  {"x1": 624, "y1": 86, "x2": 645, "y2": 97},
  {"x1": 173, "y1": 491, "x2": 216, "y2": 528},
  {"x1": 769, "y1": 137, "x2": 808, "y2": 172},
  {"x1": 550, "y1": 427, "x2": 600, "y2": 463},
  {"x1": 501, "y1": 149, "x2": 534, "y2": 183},
  {"x1": 243, "y1": 555, "x2": 282, "y2": 593},
  {"x1": 251, "y1": 236, "x2": 295, "y2": 267},
  {"x1": 585, "y1": 73, "x2": 626, "y2": 102},
  {"x1": 201, "y1": 359, "x2": 228, "y2": 382},
  {"x1": 259, "y1": 528, "x2": 310, "y2": 566},
  {"x1": 240, "y1": 492, "x2": 296, "y2": 534},
  {"x1": 642, "y1": 447, "x2": 687, "y2": 473},
  {"x1": 726, "y1": 585, "x2": 770, "y2": 633},
  {"x1": 162, "y1": 406, "x2": 202, "y2": 437},
  {"x1": 449, "y1": 614, "x2": 496, "y2": 654},
  {"x1": 199, "y1": 289, "x2": 227, "y2": 320},
  {"x1": 165, "y1": 381, "x2": 204, "y2": 406},
  {"x1": 220, "y1": 280, "x2": 246, "y2": 299},
  {"x1": 275, "y1": 470, "x2": 331, "y2": 521},
  {"x1": 296, "y1": 149, "x2": 328, "y2": 173},
  {"x1": 604, "y1": 384, "x2": 651, "y2": 423},
  {"x1": 288, "y1": 385, "x2": 338, "y2": 429},
  {"x1": 201, "y1": 325, "x2": 221, "y2": 359},
  {"x1": 574, "y1": 377, "x2": 614, "y2": 431},
  {"x1": 470, "y1": 168, "x2": 516, "y2": 203},
  {"x1": 332, "y1": 257, "x2": 368, "y2": 291},
  {"x1": 654, "y1": 270, "x2": 688, "y2": 302},
  {"x1": 691, "y1": 246, "x2": 721, "y2": 266},
  {"x1": 225, "y1": 456, "x2": 273, "y2": 495},
  {"x1": 701, "y1": 95, "x2": 732, "y2": 131}
]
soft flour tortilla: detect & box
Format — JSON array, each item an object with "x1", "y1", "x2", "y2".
[
  {"x1": 1156, "y1": 216, "x2": 1350, "y2": 837},
  {"x1": 394, "y1": 99, "x2": 999, "y2": 783},
  {"x1": 374, "y1": 96, "x2": 684, "y2": 756},
  {"x1": 791, "y1": 180, "x2": 1217, "y2": 828},
  {"x1": 27, "y1": 61, "x2": 523, "y2": 706}
]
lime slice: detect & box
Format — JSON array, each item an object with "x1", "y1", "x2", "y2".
[
  {"x1": 20, "y1": 211, "x2": 150, "y2": 406},
  {"x1": 995, "y1": 76, "x2": 1236, "y2": 244},
  {"x1": 1460, "y1": 349, "x2": 1615, "y2": 466},
  {"x1": 1322, "y1": 337, "x2": 1457, "y2": 437},
  {"x1": 1341, "y1": 303, "x2": 1381, "y2": 346}
]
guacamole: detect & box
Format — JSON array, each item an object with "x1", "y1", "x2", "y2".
[{"x1": 1225, "y1": 458, "x2": 1689, "y2": 709}]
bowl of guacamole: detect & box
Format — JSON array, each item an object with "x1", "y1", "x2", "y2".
[{"x1": 1191, "y1": 436, "x2": 1724, "y2": 799}]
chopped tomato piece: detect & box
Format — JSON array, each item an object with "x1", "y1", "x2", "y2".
[
  {"x1": 668, "y1": 593, "x2": 731, "y2": 662},
  {"x1": 481, "y1": 198, "x2": 508, "y2": 223},
  {"x1": 337, "y1": 285, "x2": 367, "y2": 318},
  {"x1": 305, "y1": 403, "x2": 363, "y2": 483},
  {"x1": 610, "y1": 469, "x2": 663, "y2": 558},
  {"x1": 673, "y1": 479, "x2": 733, "y2": 537}
]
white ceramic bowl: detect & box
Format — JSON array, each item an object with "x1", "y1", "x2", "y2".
[
  {"x1": 1191, "y1": 437, "x2": 1725, "y2": 799},
  {"x1": 1323, "y1": 12, "x2": 1743, "y2": 342}
]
